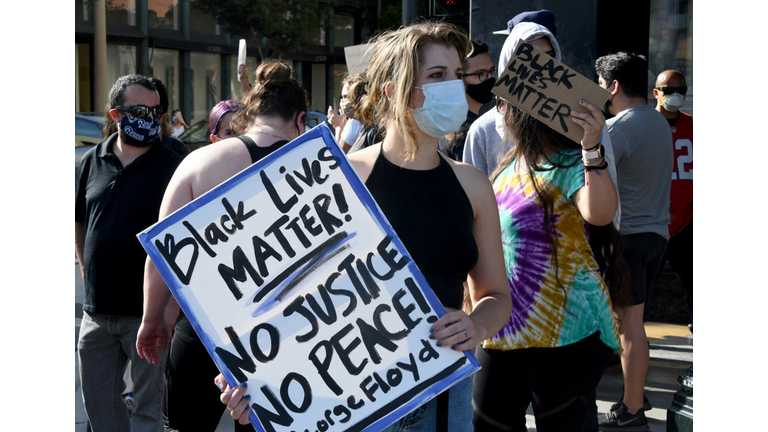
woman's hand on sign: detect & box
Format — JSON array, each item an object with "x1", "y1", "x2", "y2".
[
  {"x1": 570, "y1": 99, "x2": 605, "y2": 149},
  {"x1": 429, "y1": 309, "x2": 478, "y2": 352},
  {"x1": 215, "y1": 374, "x2": 252, "y2": 425}
]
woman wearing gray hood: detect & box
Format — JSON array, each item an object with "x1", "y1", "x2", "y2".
[{"x1": 463, "y1": 20, "x2": 620, "y2": 228}]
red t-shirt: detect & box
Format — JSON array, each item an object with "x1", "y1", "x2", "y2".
[{"x1": 668, "y1": 111, "x2": 693, "y2": 237}]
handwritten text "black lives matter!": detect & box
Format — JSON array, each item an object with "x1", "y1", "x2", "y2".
[{"x1": 495, "y1": 42, "x2": 578, "y2": 134}]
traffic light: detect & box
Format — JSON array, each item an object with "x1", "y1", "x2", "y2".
[
  {"x1": 435, "y1": 0, "x2": 470, "y2": 15},
  {"x1": 438, "y1": 0, "x2": 469, "y2": 8}
]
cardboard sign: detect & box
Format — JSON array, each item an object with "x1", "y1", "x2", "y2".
[
  {"x1": 344, "y1": 44, "x2": 372, "y2": 76},
  {"x1": 492, "y1": 40, "x2": 610, "y2": 143},
  {"x1": 138, "y1": 125, "x2": 479, "y2": 432}
]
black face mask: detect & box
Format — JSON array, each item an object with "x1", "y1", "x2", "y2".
[
  {"x1": 466, "y1": 77, "x2": 497, "y2": 104},
  {"x1": 602, "y1": 96, "x2": 615, "y2": 120}
]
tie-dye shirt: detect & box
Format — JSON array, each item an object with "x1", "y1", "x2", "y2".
[{"x1": 484, "y1": 150, "x2": 622, "y2": 352}]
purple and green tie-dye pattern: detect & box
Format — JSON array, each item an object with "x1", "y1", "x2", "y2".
[{"x1": 485, "y1": 154, "x2": 621, "y2": 352}]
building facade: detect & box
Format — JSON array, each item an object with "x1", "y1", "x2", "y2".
[
  {"x1": 75, "y1": 0, "x2": 363, "y2": 124},
  {"x1": 76, "y1": 1, "x2": 693, "y2": 122}
]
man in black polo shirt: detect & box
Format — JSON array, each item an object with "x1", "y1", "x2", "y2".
[{"x1": 76, "y1": 74, "x2": 184, "y2": 432}]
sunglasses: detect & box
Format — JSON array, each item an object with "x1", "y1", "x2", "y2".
[
  {"x1": 114, "y1": 105, "x2": 162, "y2": 118},
  {"x1": 655, "y1": 86, "x2": 687, "y2": 95}
]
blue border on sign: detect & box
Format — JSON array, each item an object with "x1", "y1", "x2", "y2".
[{"x1": 138, "y1": 124, "x2": 480, "y2": 432}]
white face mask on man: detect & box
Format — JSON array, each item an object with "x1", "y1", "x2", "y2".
[
  {"x1": 411, "y1": 80, "x2": 468, "y2": 137},
  {"x1": 661, "y1": 93, "x2": 685, "y2": 112}
]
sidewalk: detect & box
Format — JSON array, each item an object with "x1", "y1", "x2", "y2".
[{"x1": 75, "y1": 312, "x2": 691, "y2": 432}]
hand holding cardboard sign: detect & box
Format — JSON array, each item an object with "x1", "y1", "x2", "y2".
[{"x1": 570, "y1": 100, "x2": 605, "y2": 149}]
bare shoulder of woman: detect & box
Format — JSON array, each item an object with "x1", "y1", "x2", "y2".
[
  {"x1": 345, "y1": 143, "x2": 381, "y2": 183},
  {"x1": 180, "y1": 137, "x2": 255, "y2": 197}
]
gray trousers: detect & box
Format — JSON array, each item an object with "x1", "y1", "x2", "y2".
[{"x1": 78, "y1": 311, "x2": 165, "y2": 432}]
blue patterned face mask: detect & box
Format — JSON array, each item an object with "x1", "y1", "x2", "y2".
[
  {"x1": 411, "y1": 80, "x2": 468, "y2": 137},
  {"x1": 119, "y1": 114, "x2": 161, "y2": 146}
]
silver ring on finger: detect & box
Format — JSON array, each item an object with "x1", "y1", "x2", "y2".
[{"x1": 464, "y1": 331, "x2": 468, "y2": 340}]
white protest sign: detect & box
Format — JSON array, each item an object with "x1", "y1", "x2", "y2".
[
  {"x1": 493, "y1": 40, "x2": 610, "y2": 143},
  {"x1": 238, "y1": 39, "x2": 247, "y2": 81},
  {"x1": 138, "y1": 125, "x2": 479, "y2": 432},
  {"x1": 344, "y1": 44, "x2": 372, "y2": 76}
]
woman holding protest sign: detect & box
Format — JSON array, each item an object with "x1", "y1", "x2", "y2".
[
  {"x1": 218, "y1": 21, "x2": 512, "y2": 432},
  {"x1": 136, "y1": 60, "x2": 310, "y2": 432},
  {"x1": 470, "y1": 51, "x2": 630, "y2": 430}
]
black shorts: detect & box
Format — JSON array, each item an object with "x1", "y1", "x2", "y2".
[{"x1": 621, "y1": 232, "x2": 668, "y2": 306}]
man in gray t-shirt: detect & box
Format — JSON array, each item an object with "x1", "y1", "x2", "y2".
[{"x1": 596, "y1": 52, "x2": 673, "y2": 430}]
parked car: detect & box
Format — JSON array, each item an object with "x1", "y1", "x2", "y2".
[
  {"x1": 177, "y1": 109, "x2": 330, "y2": 152},
  {"x1": 177, "y1": 119, "x2": 212, "y2": 151},
  {"x1": 76, "y1": 113, "x2": 106, "y2": 192},
  {"x1": 306, "y1": 109, "x2": 329, "y2": 130}
]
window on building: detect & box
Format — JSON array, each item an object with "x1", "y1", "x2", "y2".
[
  {"x1": 105, "y1": 0, "x2": 137, "y2": 26},
  {"x1": 150, "y1": 48, "x2": 180, "y2": 110},
  {"x1": 649, "y1": 0, "x2": 692, "y2": 113},
  {"x1": 311, "y1": 22, "x2": 327, "y2": 47},
  {"x1": 332, "y1": 64, "x2": 347, "y2": 110},
  {"x1": 106, "y1": 44, "x2": 137, "y2": 87},
  {"x1": 334, "y1": 15, "x2": 354, "y2": 48},
  {"x1": 148, "y1": 0, "x2": 179, "y2": 30},
  {"x1": 190, "y1": 52, "x2": 222, "y2": 122},
  {"x1": 311, "y1": 63, "x2": 327, "y2": 111},
  {"x1": 190, "y1": 1, "x2": 220, "y2": 35}
]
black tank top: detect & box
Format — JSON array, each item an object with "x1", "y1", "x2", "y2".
[
  {"x1": 175, "y1": 135, "x2": 290, "y2": 343},
  {"x1": 365, "y1": 147, "x2": 478, "y2": 309}
]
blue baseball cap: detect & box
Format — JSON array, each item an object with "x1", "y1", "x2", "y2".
[{"x1": 494, "y1": 9, "x2": 557, "y2": 36}]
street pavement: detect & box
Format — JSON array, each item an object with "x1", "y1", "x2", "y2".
[{"x1": 75, "y1": 260, "x2": 693, "y2": 431}]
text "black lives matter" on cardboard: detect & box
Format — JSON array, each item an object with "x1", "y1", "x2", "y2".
[{"x1": 492, "y1": 40, "x2": 610, "y2": 143}]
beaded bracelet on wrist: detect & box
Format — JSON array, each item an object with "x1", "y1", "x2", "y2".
[
  {"x1": 584, "y1": 159, "x2": 609, "y2": 171},
  {"x1": 583, "y1": 156, "x2": 605, "y2": 166}
]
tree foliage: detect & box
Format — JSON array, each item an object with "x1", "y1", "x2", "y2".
[
  {"x1": 193, "y1": 0, "x2": 335, "y2": 59},
  {"x1": 359, "y1": 0, "x2": 402, "y2": 37}
]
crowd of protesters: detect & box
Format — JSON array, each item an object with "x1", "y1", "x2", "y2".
[{"x1": 76, "y1": 8, "x2": 691, "y2": 432}]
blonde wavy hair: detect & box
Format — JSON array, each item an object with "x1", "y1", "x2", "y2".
[{"x1": 364, "y1": 21, "x2": 469, "y2": 161}]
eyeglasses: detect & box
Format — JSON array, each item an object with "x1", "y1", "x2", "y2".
[
  {"x1": 460, "y1": 67, "x2": 498, "y2": 82},
  {"x1": 655, "y1": 86, "x2": 687, "y2": 95},
  {"x1": 114, "y1": 105, "x2": 162, "y2": 118}
]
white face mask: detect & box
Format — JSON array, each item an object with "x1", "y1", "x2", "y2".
[
  {"x1": 661, "y1": 93, "x2": 685, "y2": 111},
  {"x1": 494, "y1": 110, "x2": 508, "y2": 141},
  {"x1": 411, "y1": 80, "x2": 468, "y2": 137}
]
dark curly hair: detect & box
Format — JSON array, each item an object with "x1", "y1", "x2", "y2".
[{"x1": 595, "y1": 52, "x2": 648, "y2": 99}]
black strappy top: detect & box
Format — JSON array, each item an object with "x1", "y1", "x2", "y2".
[
  {"x1": 174, "y1": 135, "x2": 290, "y2": 343},
  {"x1": 238, "y1": 135, "x2": 289, "y2": 163},
  {"x1": 365, "y1": 147, "x2": 479, "y2": 310}
]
